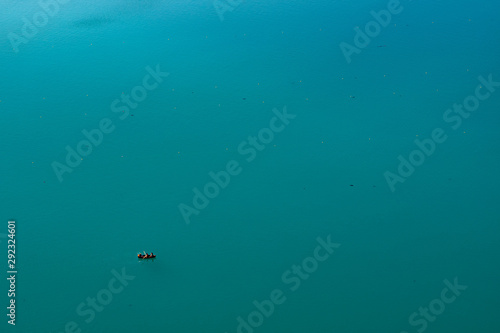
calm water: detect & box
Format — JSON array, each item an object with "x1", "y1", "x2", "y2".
[{"x1": 1, "y1": 0, "x2": 500, "y2": 332}]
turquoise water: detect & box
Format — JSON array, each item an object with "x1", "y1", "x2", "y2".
[{"x1": 1, "y1": 0, "x2": 500, "y2": 332}]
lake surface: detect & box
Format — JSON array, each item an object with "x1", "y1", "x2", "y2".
[{"x1": 1, "y1": 0, "x2": 499, "y2": 332}]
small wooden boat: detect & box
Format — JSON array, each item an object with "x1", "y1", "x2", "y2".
[{"x1": 138, "y1": 254, "x2": 156, "y2": 259}]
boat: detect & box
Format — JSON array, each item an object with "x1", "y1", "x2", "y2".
[{"x1": 138, "y1": 253, "x2": 156, "y2": 259}]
